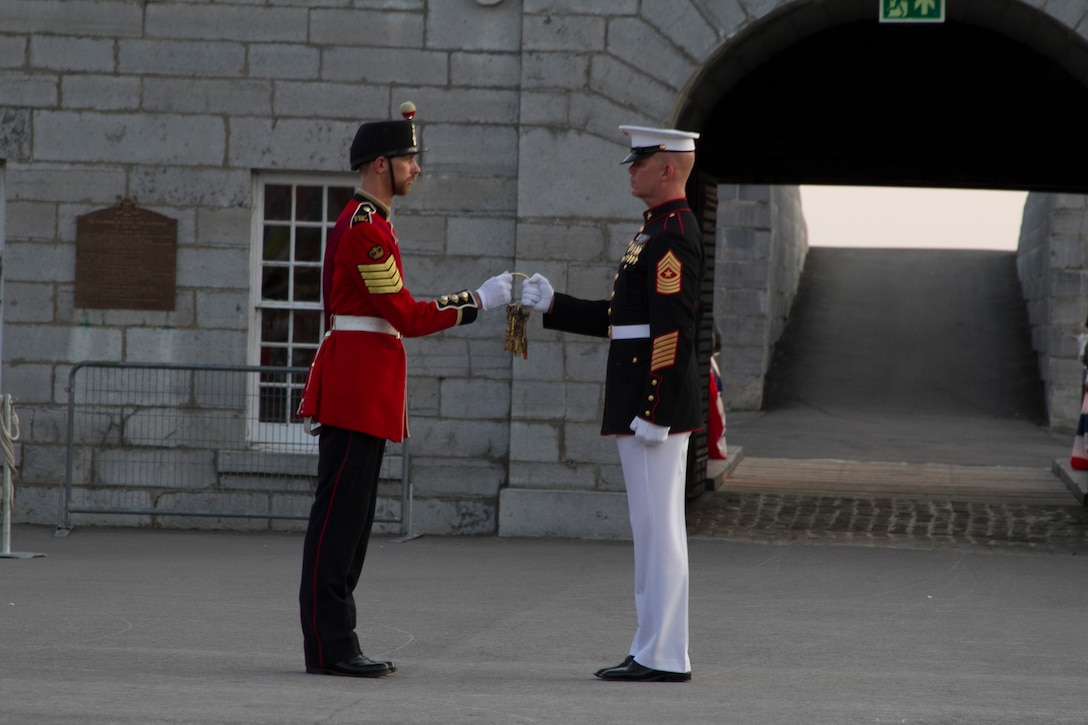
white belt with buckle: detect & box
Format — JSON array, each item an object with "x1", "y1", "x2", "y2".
[
  {"x1": 610, "y1": 324, "x2": 650, "y2": 340},
  {"x1": 331, "y1": 315, "x2": 401, "y2": 338}
]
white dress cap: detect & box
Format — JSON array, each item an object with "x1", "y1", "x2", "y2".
[{"x1": 618, "y1": 125, "x2": 700, "y2": 163}]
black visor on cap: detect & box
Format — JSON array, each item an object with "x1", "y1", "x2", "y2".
[
  {"x1": 621, "y1": 145, "x2": 667, "y2": 165},
  {"x1": 349, "y1": 120, "x2": 419, "y2": 170}
]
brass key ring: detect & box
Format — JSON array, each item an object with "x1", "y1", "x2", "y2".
[{"x1": 505, "y1": 272, "x2": 532, "y2": 359}]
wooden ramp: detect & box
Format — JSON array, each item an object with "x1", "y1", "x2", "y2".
[{"x1": 721, "y1": 457, "x2": 1078, "y2": 507}]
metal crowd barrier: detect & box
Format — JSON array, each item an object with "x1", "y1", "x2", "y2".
[{"x1": 57, "y1": 361, "x2": 412, "y2": 537}]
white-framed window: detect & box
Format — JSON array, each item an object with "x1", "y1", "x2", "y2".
[{"x1": 249, "y1": 174, "x2": 355, "y2": 448}]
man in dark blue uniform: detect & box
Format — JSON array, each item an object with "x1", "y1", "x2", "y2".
[{"x1": 521, "y1": 125, "x2": 705, "y2": 682}]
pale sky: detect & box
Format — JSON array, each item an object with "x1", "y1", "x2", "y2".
[{"x1": 800, "y1": 186, "x2": 1030, "y2": 250}]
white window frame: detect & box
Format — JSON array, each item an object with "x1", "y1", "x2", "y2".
[{"x1": 247, "y1": 173, "x2": 356, "y2": 450}]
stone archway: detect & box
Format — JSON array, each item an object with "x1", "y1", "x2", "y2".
[
  {"x1": 677, "y1": 1, "x2": 1088, "y2": 191},
  {"x1": 503, "y1": 0, "x2": 1088, "y2": 536},
  {"x1": 664, "y1": 0, "x2": 1088, "y2": 425}
]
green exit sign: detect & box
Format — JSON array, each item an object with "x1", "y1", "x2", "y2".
[{"x1": 880, "y1": 0, "x2": 945, "y2": 22}]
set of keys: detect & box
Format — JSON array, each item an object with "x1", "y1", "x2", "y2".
[{"x1": 504, "y1": 272, "x2": 531, "y2": 359}]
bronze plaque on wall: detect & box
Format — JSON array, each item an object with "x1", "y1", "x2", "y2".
[{"x1": 74, "y1": 198, "x2": 177, "y2": 311}]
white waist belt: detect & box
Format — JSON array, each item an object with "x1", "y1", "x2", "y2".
[
  {"x1": 331, "y1": 315, "x2": 401, "y2": 338},
  {"x1": 610, "y1": 324, "x2": 650, "y2": 340}
]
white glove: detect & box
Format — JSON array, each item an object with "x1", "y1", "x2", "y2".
[
  {"x1": 475, "y1": 272, "x2": 513, "y2": 311},
  {"x1": 521, "y1": 273, "x2": 554, "y2": 313},
  {"x1": 630, "y1": 417, "x2": 669, "y2": 446}
]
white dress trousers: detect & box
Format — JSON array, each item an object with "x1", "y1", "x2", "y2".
[{"x1": 616, "y1": 432, "x2": 692, "y2": 674}]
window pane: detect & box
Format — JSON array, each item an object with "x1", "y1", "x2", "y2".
[
  {"x1": 294, "y1": 309, "x2": 322, "y2": 344},
  {"x1": 295, "y1": 186, "x2": 323, "y2": 222},
  {"x1": 263, "y1": 226, "x2": 291, "y2": 261},
  {"x1": 264, "y1": 184, "x2": 292, "y2": 221},
  {"x1": 260, "y1": 369, "x2": 287, "y2": 384},
  {"x1": 295, "y1": 226, "x2": 321, "y2": 262},
  {"x1": 261, "y1": 345, "x2": 288, "y2": 367},
  {"x1": 294, "y1": 266, "x2": 321, "y2": 303},
  {"x1": 292, "y1": 345, "x2": 318, "y2": 368},
  {"x1": 259, "y1": 386, "x2": 288, "y2": 423},
  {"x1": 261, "y1": 267, "x2": 290, "y2": 301},
  {"x1": 261, "y1": 308, "x2": 290, "y2": 343},
  {"x1": 328, "y1": 186, "x2": 354, "y2": 220}
]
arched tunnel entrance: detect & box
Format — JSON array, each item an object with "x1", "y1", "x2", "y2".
[
  {"x1": 677, "y1": 2, "x2": 1088, "y2": 472},
  {"x1": 684, "y1": 4, "x2": 1088, "y2": 192}
]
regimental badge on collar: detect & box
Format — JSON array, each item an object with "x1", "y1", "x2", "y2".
[{"x1": 351, "y1": 201, "x2": 377, "y2": 226}]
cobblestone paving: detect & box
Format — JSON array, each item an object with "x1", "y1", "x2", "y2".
[{"x1": 687, "y1": 491, "x2": 1088, "y2": 555}]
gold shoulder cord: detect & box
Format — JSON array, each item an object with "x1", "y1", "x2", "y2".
[{"x1": 505, "y1": 272, "x2": 531, "y2": 359}]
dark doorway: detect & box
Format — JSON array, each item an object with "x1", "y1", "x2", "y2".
[{"x1": 695, "y1": 19, "x2": 1088, "y2": 193}]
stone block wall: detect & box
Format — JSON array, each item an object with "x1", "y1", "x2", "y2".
[
  {"x1": 2, "y1": 0, "x2": 1086, "y2": 538},
  {"x1": 0, "y1": 0, "x2": 520, "y2": 532},
  {"x1": 1017, "y1": 192, "x2": 1088, "y2": 429},
  {"x1": 716, "y1": 184, "x2": 808, "y2": 411}
]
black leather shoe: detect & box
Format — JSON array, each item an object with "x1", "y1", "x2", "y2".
[
  {"x1": 594, "y1": 655, "x2": 634, "y2": 677},
  {"x1": 596, "y1": 659, "x2": 691, "y2": 682},
  {"x1": 306, "y1": 654, "x2": 392, "y2": 678}
]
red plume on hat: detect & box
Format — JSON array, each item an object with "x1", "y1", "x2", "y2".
[{"x1": 349, "y1": 102, "x2": 421, "y2": 170}]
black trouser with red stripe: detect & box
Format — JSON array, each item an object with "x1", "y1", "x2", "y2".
[{"x1": 299, "y1": 425, "x2": 385, "y2": 669}]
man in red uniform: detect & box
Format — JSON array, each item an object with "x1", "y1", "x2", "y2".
[{"x1": 297, "y1": 103, "x2": 512, "y2": 678}]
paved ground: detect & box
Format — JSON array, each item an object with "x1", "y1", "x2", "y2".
[
  {"x1": 3, "y1": 525, "x2": 1088, "y2": 725},
  {"x1": 759, "y1": 249, "x2": 1047, "y2": 428},
  {"x1": 693, "y1": 411, "x2": 1088, "y2": 554},
  {"x1": 692, "y1": 247, "x2": 1088, "y2": 555},
  {"x1": 4, "y1": 248, "x2": 1087, "y2": 723},
  {"x1": 688, "y1": 486, "x2": 1088, "y2": 554}
]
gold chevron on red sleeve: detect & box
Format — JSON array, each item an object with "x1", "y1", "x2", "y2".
[
  {"x1": 656, "y1": 250, "x2": 682, "y2": 294},
  {"x1": 357, "y1": 256, "x2": 403, "y2": 294},
  {"x1": 650, "y1": 330, "x2": 679, "y2": 371}
]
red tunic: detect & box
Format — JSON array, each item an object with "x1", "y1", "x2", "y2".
[{"x1": 296, "y1": 191, "x2": 479, "y2": 442}]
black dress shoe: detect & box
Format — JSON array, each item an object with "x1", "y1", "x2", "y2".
[
  {"x1": 594, "y1": 655, "x2": 634, "y2": 677},
  {"x1": 596, "y1": 659, "x2": 691, "y2": 683},
  {"x1": 306, "y1": 654, "x2": 391, "y2": 678}
]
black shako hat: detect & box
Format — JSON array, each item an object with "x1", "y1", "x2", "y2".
[{"x1": 349, "y1": 102, "x2": 421, "y2": 171}]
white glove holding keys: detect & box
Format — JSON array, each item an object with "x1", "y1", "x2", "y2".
[
  {"x1": 475, "y1": 272, "x2": 513, "y2": 311},
  {"x1": 520, "y1": 273, "x2": 554, "y2": 313}
]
